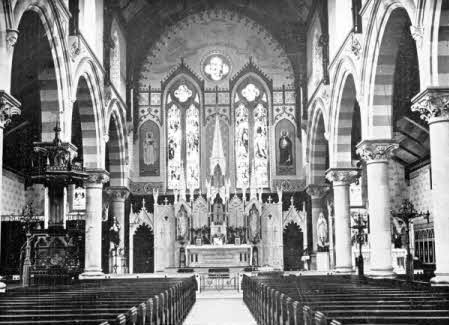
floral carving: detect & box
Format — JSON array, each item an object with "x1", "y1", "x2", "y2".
[
  {"x1": 411, "y1": 88, "x2": 449, "y2": 123},
  {"x1": 305, "y1": 184, "x2": 329, "y2": 198},
  {"x1": 86, "y1": 169, "x2": 110, "y2": 184},
  {"x1": 356, "y1": 140, "x2": 398, "y2": 162},
  {"x1": 0, "y1": 91, "x2": 21, "y2": 128},
  {"x1": 325, "y1": 168, "x2": 360, "y2": 185}
]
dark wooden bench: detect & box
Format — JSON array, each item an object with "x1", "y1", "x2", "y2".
[
  {"x1": 242, "y1": 274, "x2": 449, "y2": 325},
  {"x1": 0, "y1": 276, "x2": 197, "y2": 325}
]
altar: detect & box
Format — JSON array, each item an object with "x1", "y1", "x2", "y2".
[{"x1": 185, "y1": 244, "x2": 252, "y2": 268}]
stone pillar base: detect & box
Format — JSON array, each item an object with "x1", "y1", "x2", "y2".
[
  {"x1": 79, "y1": 271, "x2": 105, "y2": 279},
  {"x1": 431, "y1": 275, "x2": 449, "y2": 286},
  {"x1": 367, "y1": 268, "x2": 395, "y2": 279},
  {"x1": 317, "y1": 252, "x2": 330, "y2": 272},
  {"x1": 334, "y1": 266, "x2": 353, "y2": 274},
  {"x1": 309, "y1": 254, "x2": 317, "y2": 270}
]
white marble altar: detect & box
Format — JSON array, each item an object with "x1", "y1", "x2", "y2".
[{"x1": 186, "y1": 244, "x2": 252, "y2": 267}]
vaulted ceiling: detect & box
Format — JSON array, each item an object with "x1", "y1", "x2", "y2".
[{"x1": 119, "y1": 0, "x2": 315, "y2": 82}]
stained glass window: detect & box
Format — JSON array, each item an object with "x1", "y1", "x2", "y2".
[
  {"x1": 234, "y1": 79, "x2": 269, "y2": 188},
  {"x1": 186, "y1": 104, "x2": 200, "y2": 188},
  {"x1": 166, "y1": 79, "x2": 201, "y2": 190},
  {"x1": 235, "y1": 102, "x2": 249, "y2": 188},
  {"x1": 167, "y1": 104, "x2": 182, "y2": 189},
  {"x1": 253, "y1": 103, "x2": 268, "y2": 187}
]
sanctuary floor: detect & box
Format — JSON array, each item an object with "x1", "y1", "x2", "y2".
[{"x1": 183, "y1": 291, "x2": 256, "y2": 325}]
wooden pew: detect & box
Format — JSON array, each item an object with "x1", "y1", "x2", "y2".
[
  {"x1": 243, "y1": 274, "x2": 449, "y2": 325},
  {"x1": 0, "y1": 276, "x2": 197, "y2": 325}
]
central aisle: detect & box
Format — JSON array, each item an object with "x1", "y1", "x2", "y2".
[{"x1": 183, "y1": 291, "x2": 257, "y2": 325}]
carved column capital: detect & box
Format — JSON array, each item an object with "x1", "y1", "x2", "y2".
[
  {"x1": 306, "y1": 184, "x2": 329, "y2": 199},
  {"x1": 105, "y1": 186, "x2": 130, "y2": 201},
  {"x1": 85, "y1": 168, "x2": 110, "y2": 186},
  {"x1": 0, "y1": 91, "x2": 21, "y2": 128},
  {"x1": 410, "y1": 25, "x2": 423, "y2": 48},
  {"x1": 325, "y1": 168, "x2": 360, "y2": 185},
  {"x1": 356, "y1": 139, "x2": 398, "y2": 163},
  {"x1": 6, "y1": 29, "x2": 19, "y2": 50},
  {"x1": 411, "y1": 87, "x2": 449, "y2": 123}
]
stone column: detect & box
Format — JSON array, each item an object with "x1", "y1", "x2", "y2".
[
  {"x1": 105, "y1": 186, "x2": 129, "y2": 274},
  {"x1": 0, "y1": 91, "x2": 20, "y2": 292},
  {"x1": 326, "y1": 168, "x2": 360, "y2": 273},
  {"x1": 305, "y1": 184, "x2": 329, "y2": 269},
  {"x1": 80, "y1": 169, "x2": 109, "y2": 279},
  {"x1": 412, "y1": 88, "x2": 449, "y2": 285},
  {"x1": 357, "y1": 140, "x2": 398, "y2": 278}
]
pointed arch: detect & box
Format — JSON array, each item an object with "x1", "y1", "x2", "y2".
[
  {"x1": 105, "y1": 100, "x2": 128, "y2": 187},
  {"x1": 12, "y1": 1, "x2": 72, "y2": 121},
  {"x1": 231, "y1": 71, "x2": 272, "y2": 189},
  {"x1": 308, "y1": 100, "x2": 329, "y2": 186},
  {"x1": 362, "y1": 1, "x2": 418, "y2": 139},
  {"x1": 162, "y1": 71, "x2": 203, "y2": 190}
]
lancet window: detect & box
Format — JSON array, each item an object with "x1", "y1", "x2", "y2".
[
  {"x1": 166, "y1": 79, "x2": 201, "y2": 189},
  {"x1": 234, "y1": 78, "x2": 269, "y2": 188}
]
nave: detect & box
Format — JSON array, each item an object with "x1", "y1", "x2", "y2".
[{"x1": 1, "y1": 272, "x2": 449, "y2": 324}]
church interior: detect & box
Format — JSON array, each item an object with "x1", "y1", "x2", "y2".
[{"x1": 0, "y1": 0, "x2": 448, "y2": 324}]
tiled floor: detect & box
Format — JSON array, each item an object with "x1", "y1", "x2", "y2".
[{"x1": 183, "y1": 291, "x2": 257, "y2": 325}]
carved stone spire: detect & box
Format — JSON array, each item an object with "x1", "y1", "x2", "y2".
[{"x1": 210, "y1": 114, "x2": 226, "y2": 175}]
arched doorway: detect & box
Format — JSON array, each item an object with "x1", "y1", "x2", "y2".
[
  {"x1": 283, "y1": 222, "x2": 303, "y2": 271},
  {"x1": 133, "y1": 225, "x2": 154, "y2": 273}
]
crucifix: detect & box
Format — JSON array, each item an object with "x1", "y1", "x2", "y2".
[
  {"x1": 164, "y1": 197, "x2": 169, "y2": 205},
  {"x1": 351, "y1": 211, "x2": 368, "y2": 279},
  {"x1": 267, "y1": 196, "x2": 273, "y2": 204}
]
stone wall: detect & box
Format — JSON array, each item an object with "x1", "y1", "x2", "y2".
[
  {"x1": 2, "y1": 169, "x2": 25, "y2": 215},
  {"x1": 408, "y1": 164, "x2": 433, "y2": 229}
]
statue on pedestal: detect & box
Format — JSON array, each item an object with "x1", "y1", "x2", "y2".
[
  {"x1": 248, "y1": 204, "x2": 260, "y2": 243},
  {"x1": 212, "y1": 196, "x2": 225, "y2": 224},
  {"x1": 317, "y1": 212, "x2": 329, "y2": 252},
  {"x1": 176, "y1": 205, "x2": 189, "y2": 241}
]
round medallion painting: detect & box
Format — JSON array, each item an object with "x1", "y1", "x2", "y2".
[{"x1": 201, "y1": 52, "x2": 231, "y2": 82}]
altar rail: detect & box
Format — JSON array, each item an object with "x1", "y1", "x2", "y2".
[{"x1": 199, "y1": 272, "x2": 240, "y2": 292}]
